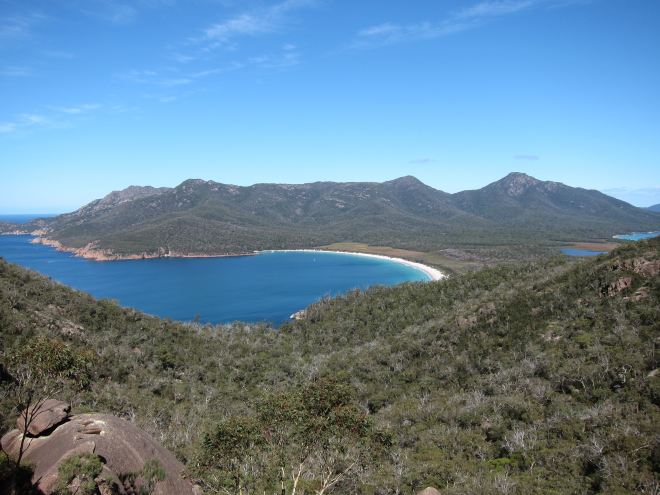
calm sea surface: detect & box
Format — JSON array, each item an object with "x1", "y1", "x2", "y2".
[
  {"x1": 0, "y1": 234, "x2": 429, "y2": 324},
  {"x1": 0, "y1": 214, "x2": 58, "y2": 223}
]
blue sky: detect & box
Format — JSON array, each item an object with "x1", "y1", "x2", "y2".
[{"x1": 1, "y1": 0, "x2": 659, "y2": 212}]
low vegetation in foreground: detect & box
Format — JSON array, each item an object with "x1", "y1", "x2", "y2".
[{"x1": 1, "y1": 238, "x2": 658, "y2": 494}]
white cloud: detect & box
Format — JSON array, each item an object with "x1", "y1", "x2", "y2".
[
  {"x1": 0, "y1": 113, "x2": 50, "y2": 135},
  {"x1": 50, "y1": 103, "x2": 102, "y2": 114},
  {"x1": 0, "y1": 122, "x2": 18, "y2": 134},
  {"x1": 355, "y1": 21, "x2": 464, "y2": 47},
  {"x1": 0, "y1": 12, "x2": 46, "y2": 39},
  {"x1": 200, "y1": 0, "x2": 318, "y2": 49},
  {"x1": 353, "y1": 0, "x2": 586, "y2": 48},
  {"x1": 457, "y1": 0, "x2": 536, "y2": 19},
  {"x1": 0, "y1": 103, "x2": 104, "y2": 137},
  {"x1": 204, "y1": 13, "x2": 272, "y2": 44},
  {"x1": 0, "y1": 66, "x2": 32, "y2": 77},
  {"x1": 78, "y1": 0, "x2": 177, "y2": 25},
  {"x1": 121, "y1": 43, "x2": 300, "y2": 96},
  {"x1": 20, "y1": 114, "x2": 48, "y2": 125}
]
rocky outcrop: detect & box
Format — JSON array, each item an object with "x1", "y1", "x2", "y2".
[
  {"x1": 612, "y1": 257, "x2": 660, "y2": 278},
  {"x1": 607, "y1": 276, "x2": 633, "y2": 296},
  {"x1": 633, "y1": 259, "x2": 660, "y2": 278},
  {"x1": 16, "y1": 399, "x2": 70, "y2": 436},
  {"x1": 1, "y1": 403, "x2": 195, "y2": 495},
  {"x1": 417, "y1": 487, "x2": 441, "y2": 495},
  {"x1": 602, "y1": 256, "x2": 660, "y2": 298}
]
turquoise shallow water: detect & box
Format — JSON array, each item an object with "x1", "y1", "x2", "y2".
[
  {"x1": 0, "y1": 234, "x2": 429, "y2": 324},
  {"x1": 613, "y1": 232, "x2": 660, "y2": 241}
]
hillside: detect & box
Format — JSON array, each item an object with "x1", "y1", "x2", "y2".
[
  {"x1": 1, "y1": 237, "x2": 658, "y2": 494},
  {"x1": 648, "y1": 203, "x2": 660, "y2": 212},
  {"x1": 6, "y1": 173, "x2": 659, "y2": 264}
]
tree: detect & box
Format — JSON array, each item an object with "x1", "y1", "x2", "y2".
[
  {"x1": 2, "y1": 337, "x2": 92, "y2": 495},
  {"x1": 192, "y1": 376, "x2": 389, "y2": 495}
]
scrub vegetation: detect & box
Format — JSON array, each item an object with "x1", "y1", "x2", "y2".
[{"x1": 1, "y1": 237, "x2": 658, "y2": 494}]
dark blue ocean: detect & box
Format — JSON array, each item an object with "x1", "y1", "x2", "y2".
[{"x1": 0, "y1": 234, "x2": 429, "y2": 324}]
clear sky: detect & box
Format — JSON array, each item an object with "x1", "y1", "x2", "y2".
[{"x1": 1, "y1": 0, "x2": 659, "y2": 212}]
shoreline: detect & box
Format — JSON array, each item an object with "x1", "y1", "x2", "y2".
[
  {"x1": 17, "y1": 234, "x2": 445, "y2": 280},
  {"x1": 260, "y1": 249, "x2": 445, "y2": 281},
  {"x1": 30, "y1": 236, "x2": 255, "y2": 261}
]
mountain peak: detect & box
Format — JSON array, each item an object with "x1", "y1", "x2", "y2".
[
  {"x1": 177, "y1": 179, "x2": 213, "y2": 188},
  {"x1": 387, "y1": 176, "x2": 426, "y2": 187},
  {"x1": 501, "y1": 172, "x2": 540, "y2": 184},
  {"x1": 494, "y1": 172, "x2": 543, "y2": 196}
]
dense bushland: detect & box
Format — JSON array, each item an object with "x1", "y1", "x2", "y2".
[{"x1": 1, "y1": 238, "x2": 658, "y2": 493}]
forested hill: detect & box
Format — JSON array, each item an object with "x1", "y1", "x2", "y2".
[
  {"x1": 1, "y1": 237, "x2": 658, "y2": 493},
  {"x1": 10, "y1": 173, "x2": 659, "y2": 258}
]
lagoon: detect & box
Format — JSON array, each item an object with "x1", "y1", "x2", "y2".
[
  {"x1": 0, "y1": 234, "x2": 430, "y2": 324},
  {"x1": 561, "y1": 248, "x2": 608, "y2": 257},
  {"x1": 613, "y1": 231, "x2": 660, "y2": 241}
]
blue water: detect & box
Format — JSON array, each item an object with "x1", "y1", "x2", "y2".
[
  {"x1": 613, "y1": 231, "x2": 660, "y2": 241},
  {"x1": 0, "y1": 235, "x2": 430, "y2": 324},
  {"x1": 561, "y1": 248, "x2": 608, "y2": 257},
  {"x1": 0, "y1": 213, "x2": 58, "y2": 224}
]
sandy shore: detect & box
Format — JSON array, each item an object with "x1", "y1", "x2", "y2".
[
  {"x1": 21, "y1": 235, "x2": 444, "y2": 280},
  {"x1": 261, "y1": 249, "x2": 445, "y2": 281}
]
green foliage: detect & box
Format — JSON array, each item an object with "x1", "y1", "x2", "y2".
[
  {"x1": 194, "y1": 378, "x2": 385, "y2": 493},
  {"x1": 141, "y1": 459, "x2": 166, "y2": 485},
  {"x1": 119, "y1": 458, "x2": 167, "y2": 495},
  {"x1": 23, "y1": 175, "x2": 660, "y2": 263},
  {"x1": 8, "y1": 336, "x2": 93, "y2": 389},
  {"x1": 55, "y1": 454, "x2": 103, "y2": 495},
  {"x1": 0, "y1": 237, "x2": 659, "y2": 493}
]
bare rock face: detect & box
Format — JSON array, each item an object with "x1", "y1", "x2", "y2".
[
  {"x1": 634, "y1": 259, "x2": 660, "y2": 278},
  {"x1": 2, "y1": 412, "x2": 195, "y2": 495},
  {"x1": 607, "y1": 277, "x2": 633, "y2": 296},
  {"x1": 16, "y1": 399, "x2": 71, "y2": 436},
  {"x1": 417, "y1": 487, "x2": 442, "y2": 495},
  {"x1": 456, "y1": 315, "x2": 477, "y2": 329}
]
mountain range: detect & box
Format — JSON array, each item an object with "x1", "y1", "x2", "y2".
[{"x1": 7, "y1": 172, "x2": 659, "y2": 261}]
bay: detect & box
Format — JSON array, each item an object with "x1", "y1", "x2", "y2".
[{"x1": 0, "y1": 234, "x2": 429, "y2": 324}]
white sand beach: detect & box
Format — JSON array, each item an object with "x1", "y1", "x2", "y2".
[{"x1": 261, "y1": 249, "x2": 445, "y2": 281}]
